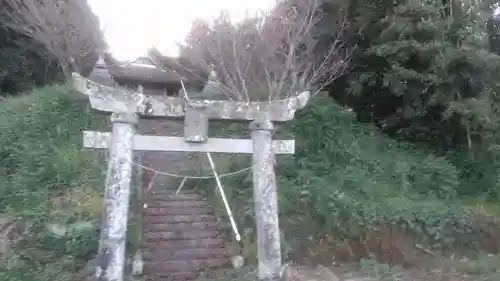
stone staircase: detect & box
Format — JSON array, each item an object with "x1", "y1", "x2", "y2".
[
  {"x1": 138, "y1": 119, "x2": 230, "y2": 281},
  {"x1": 141, "y1": 189, "x2": 229, "y2": 281}
]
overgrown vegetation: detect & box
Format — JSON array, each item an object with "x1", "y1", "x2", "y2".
[
  {"x1": 4, "y1": 0, "x2": 500, "y2": 280},
  {"x1": 198, "y1": 94, "x2": 500, "y2": 270},
  {"x1": 169, "y1": 1, "x2": 500, "y2": 276},
  {"x1": 0, "y1": 85, "x2": 107, "y2": 280}
]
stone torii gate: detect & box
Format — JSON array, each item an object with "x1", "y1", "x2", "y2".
[{"x1": 72, "y1": 72, "x2": 310, "y2": 281}]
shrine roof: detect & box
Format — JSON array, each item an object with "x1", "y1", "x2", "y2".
[{"x1": 106, "y1": 56, "x2": 185, "y2": 84}]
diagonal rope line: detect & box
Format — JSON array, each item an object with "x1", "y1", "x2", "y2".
[
  {"x1": 146, "y1": 171, "x2": 158, "y2": 191},
  {"x1": 206, "y1": 152, "x2": 241, "y2": 242}
]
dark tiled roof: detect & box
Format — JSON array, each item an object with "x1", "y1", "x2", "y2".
[
  {"x1": 92, "y1": 54, "x2": 187, "y2": 84},
  {"x1": 107, "y1": 64, "x2": 184, "y2": 84}
]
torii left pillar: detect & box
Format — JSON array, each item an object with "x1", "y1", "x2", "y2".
[{"x1": 96, "y1": 112, "x2": 137, "y2": 281}]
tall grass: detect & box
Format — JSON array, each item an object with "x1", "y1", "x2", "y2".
[{"x1": 0, "y1": 84, "x2": 107, "y2": 281}]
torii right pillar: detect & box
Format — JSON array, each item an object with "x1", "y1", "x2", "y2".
[{"x1": 250, "y1": 114, "x2": 282, "y2": 281}]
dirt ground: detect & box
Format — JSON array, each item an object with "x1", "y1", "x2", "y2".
[{"x1": 195, "y1": 255, "x2": 500, "y2": 281}]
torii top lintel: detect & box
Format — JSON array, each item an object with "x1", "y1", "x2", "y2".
[{"x1": 72, "y1": 73, "x2": 310, "y2": 122}]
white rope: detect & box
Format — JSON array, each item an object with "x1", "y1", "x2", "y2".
[
  {"x1": 180, "y1": 81, "x2": 241, "y2": 242},
  {"x1": 180, "y1": 80, "x2": 190, "y2": 102},
  {"x1": 105, "y1": 152, "x2": 250, "y2": 242},
  {"x1": 206, "y1": 152, "x2": 241, "y2": 242},
  {"x1": 103, "y1": 150, "x2": 254, "y2": 179},
  {"x1": 146, "y1": 171, "x2": 157, "y2": 191},
  {"x1": 175, "y1": 177, "x2": 188, "y2": 195},
  {"x1": 128, "y1": 157, "x2": 252, "y2": 179}
]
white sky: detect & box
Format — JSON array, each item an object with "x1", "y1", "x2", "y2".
[{"x1": 87, "y1": 0, "x2": 276, "y2": 61}]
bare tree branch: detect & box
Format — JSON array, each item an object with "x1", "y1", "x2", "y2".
[
  {"x1": 179, "y1": 0, "x2": 351, "y2": 102},
  {"x1": 0, "y1": 0, "x2": 104, "y2": 78}
]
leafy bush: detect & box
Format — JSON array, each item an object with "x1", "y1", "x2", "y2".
[
  {"x1": 0, "y1": 84, "x2": 107, "y2": 217},
  {"x1": 277, "y1": 94, "x2": 461, "y2": 199},
  {"x1": 199, "y1": 94, "x2": 494, "y2": 260}
]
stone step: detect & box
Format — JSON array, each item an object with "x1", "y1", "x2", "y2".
[
  {"x1": 140, "y1": 119, "x2": 230, "y2": 281},
  {"x1": 143, "y1": 207, "x2": 214, "y2": 216},
  {"x1": 143, "y1": 248, "x2": 229, "y2": 261},
  {"x1": 145, "y1": 184, "x2": 187, "y2": 192},
  {"x1": 143, "y1": 221, "x2": 220, "y2": 232},
  {"x1": 144, "y1": 258, "x2": 228, "y2": 273},
  {"x1": 143, "y1": 193, "x2": 204, "y2": 201},
  {"x1": 145, "y1": 230, "x2": 223, "y2": 241},
  {"x1": 144, "y1": 200, "x2": 210, "y2": 208},
  {"x1": 143, "y1": 238, "x2": 225, "y2": 250},
  {"x1": 143, "y1": 214, "x2": 216, "y2": 224},
  {"x1": 145, "y1": 271, "x2": 199, "y2": 281}
]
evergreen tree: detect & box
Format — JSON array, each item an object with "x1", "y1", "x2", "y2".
[
  {"x1": 321, "y1": 1, "x2": 500, "y2": 196},
  {"x1": 332, "y1": 2, "x2": 500, "y2": 150}
]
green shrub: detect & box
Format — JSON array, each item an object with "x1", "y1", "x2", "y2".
[
  {"x1": 199, "y1": 94, "x2": 490, "y2": 259},
  {"x1": 277, "y1": 94, "x2": 460, "y2": 199},
  {"x1": 0, "y1": 84, "x2": 107, "y2": 218},
  {"x1": 0, "y1": 84, "x2": 107, "y2": 280}
]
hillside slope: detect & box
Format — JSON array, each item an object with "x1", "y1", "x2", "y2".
[
  {"x1": 0, "y1": 87, "x2": 499, "y2": 281},
  {"x1": 0, "y1": 84, "x2": 107, "y2": 281},
  {"x1": 198, "y1": 94, "x2": 500, "y2": 266}
]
